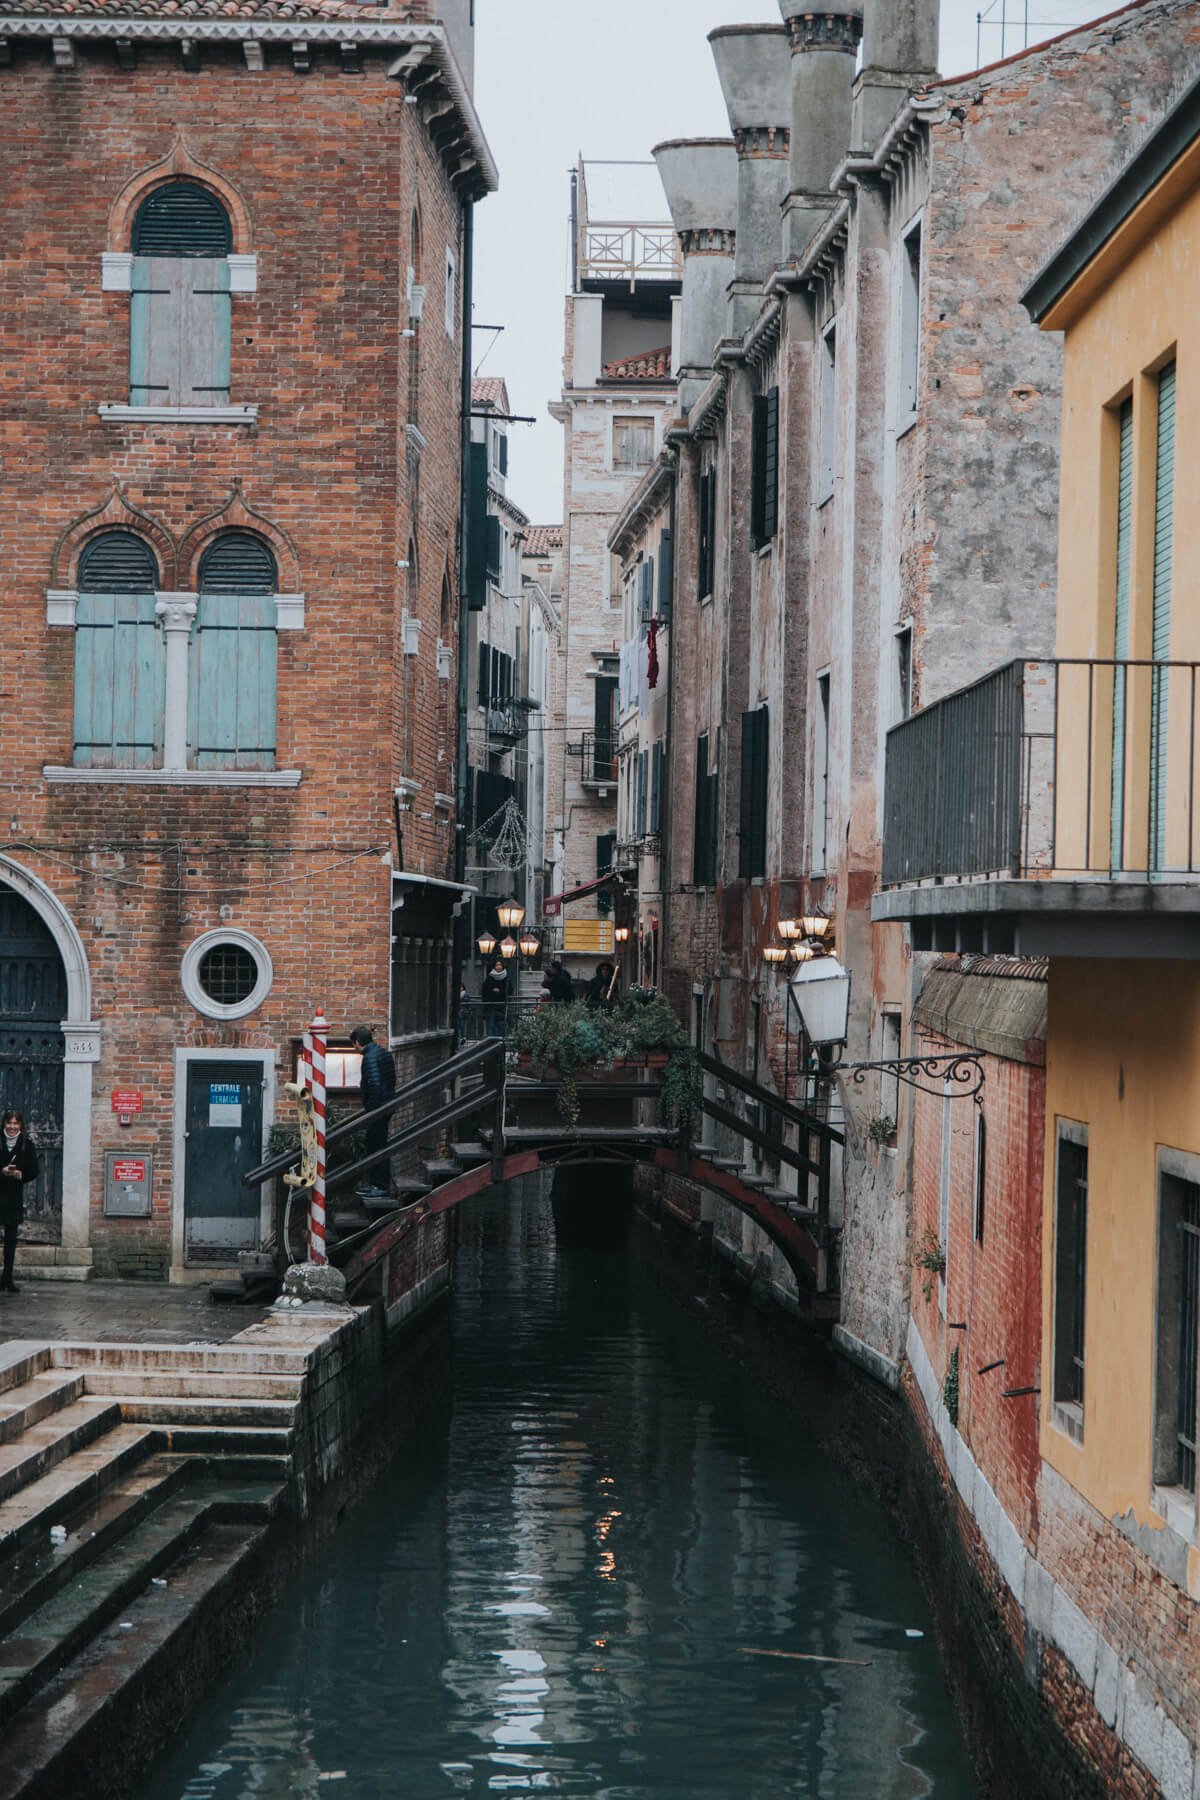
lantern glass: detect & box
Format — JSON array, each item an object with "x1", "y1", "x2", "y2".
[
  {"x1": 519, "y1": 931, "x2": 540, "y2": 958},
  {"x1": 788, "y1": 943, "x2": 815, "y2": 965},
  {"x1": 615, "y1": 925, "x2": 630, "y2": 944},
  {"x1": 762, "y1": 944, "x2": 788, "y2": 966},
  {"x1": 801, "y1": 914, "x2": 831, "y2": 939},
  {"x1": 477, "y1": 931, "x2": 497, "y2": 958},
  {"x1": 777, "y1": 918, "x2": 801, "y2": 941},
  {"x1": 498, "y1": 935, "x2": 519, "y2": 960},
  {"x1": 790, "y1": 956, "x2": 851, "y2": 1046},
  {"x1": 497, "y1": 899, "x2": 526, "y2": 931}
]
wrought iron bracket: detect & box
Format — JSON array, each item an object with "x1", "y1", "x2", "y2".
[{"x1": 839, "y1": 1053, "x2": 985, "y2": 1101}]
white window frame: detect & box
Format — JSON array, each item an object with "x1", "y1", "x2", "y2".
[
  {"x1": 180, "y1": 927, "x2": 274, "y2": 1021},
  {"x1": 444, "y1": 246, "x2": 457, "y2": 338},
  {"x1": 898, "y1": 216, "x2": 922, "y2": 431},
  {"x1": 818, "y1": 322, "x2": 837, "y2": 504}
]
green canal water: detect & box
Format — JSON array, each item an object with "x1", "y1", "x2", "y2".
[{"x1": 140, "y1": 1179, "x2": 980, "y2": 1799}]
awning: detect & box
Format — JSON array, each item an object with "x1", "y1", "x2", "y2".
[{"x1": 543, "y1": 872, "x2": 617, "y2": 918}]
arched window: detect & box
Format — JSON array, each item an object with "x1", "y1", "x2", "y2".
[
  {"x1": 129, "y1": 181, "x2": 233, "y2": 409},
  {"x1": 190, "y1": 533, "x2": 278, "y2": 770},
  {"x1": 74, "y1": 532, "x2": 163, "y2": 768}
]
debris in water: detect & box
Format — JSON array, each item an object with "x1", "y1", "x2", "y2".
[
  {"x1": 49, "y1": 1525, "x2": 67, "y2": 1543},
  {"x1": 119, "y1": 1622, "x2": 133, "y2": 1630},
  {"x1": 317, "y1": 1775, "x2": 347, "y2": 1783},
  {"x1": 906, "y1": 1629, "x2": 924, "y2": 1639},
  {"x1": 740, "y1": 1648, "x2": 872, "y2": 1667},
  {"x1": 151, "y1": 1577, "x2": 168, "y2": 1588}
]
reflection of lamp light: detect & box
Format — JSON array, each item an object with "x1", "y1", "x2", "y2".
[
  {"x1": 762, "y1": 944, "x2": 788, "y2": 966},
  {"x1": 777, "y1": 918, "x2": 802, "y2": 941},
  {"x1": 477, "y1": 930, "x2": 497, "y2": 958},
  {"x1": 499, "y1": 935, "x2": 519, "y2": 960},
  {"x1": 497, "y1": 898, "x2": 526, "y2": 931},
  {"x1": 788, "y1": 943, "x2": 816, "y2": 965},
  {"x1": 615, "y1": 925, "x2": 631, "y2": 944},
  {"x1": 519, "y1": 929, "x2": 541, "y2": 958},
  {"x1": 801, "y1": 914, "x2": 832, "y2": 940},
  {"x1": 790, "y1": 955, "x2": 851, "y2": 1045}
]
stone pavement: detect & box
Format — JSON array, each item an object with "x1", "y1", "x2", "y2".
[{"x1": 0, "y1": 1281, "x2": 269, "y2": 1345}]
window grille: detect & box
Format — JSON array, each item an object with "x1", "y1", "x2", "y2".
[
  {"x1": 132, "y1": 181, "x2": 233, "y2": 257},
  {"x1": 197, "y1": 943, "x2": 258, "y2": 1005},
  {"x1": 198, "y1": 532, "x2": 278, "y2": 594},
  {"x1": 79, "y1": 531, "x2": 158, "y2": 593}
]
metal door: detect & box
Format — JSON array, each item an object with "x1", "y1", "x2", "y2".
[
  {"x1": 0, "y1": 885, "x2": 65, "y2": 1236},
  {"x1": 184, "y1": 1060, "x2": 264, "y2": 1261}
]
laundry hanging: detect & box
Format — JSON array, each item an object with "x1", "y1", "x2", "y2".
[{"x1": 647, "y1": 619, "x2": 660, "y2": 690}]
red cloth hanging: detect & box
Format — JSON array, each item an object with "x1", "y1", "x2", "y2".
[{"x1": 647, "y1": 619, "x2": 660, "y2": 690}]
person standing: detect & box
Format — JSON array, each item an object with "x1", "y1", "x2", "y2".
[
  {"x1": 481, "y1": 957, "x2": 509, "y2": 1037},
  {"x1": 586, "y1": 962, "x2": 617, "y2": 1009},
  {"x1": 545, "y1": 957, "x2": 575, "y2": 1003},
  {"x1": 0, "y1": 1111, "x2": 38, "y2": 1294},
  {"x1": 349, "y1": 1027, "x2": 395, "y2": 1199}
]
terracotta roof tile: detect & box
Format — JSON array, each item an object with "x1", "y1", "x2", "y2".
[
  {"x1": 471, "y1": 376, "x2": 508, "y2": 410},
  {"x1": 600, "y1": 344, "x2": 673, "y2": 383},
  {"x1": 521, "y1": 526, "x2": 563, "y2": 555}
]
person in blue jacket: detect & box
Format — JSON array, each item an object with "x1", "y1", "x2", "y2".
[{"x1": 350, "y1": 1026, "x2": 395, "y2": 1198}]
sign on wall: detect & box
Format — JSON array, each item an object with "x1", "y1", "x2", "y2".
[
  {"x1": 208, "y1": 1083, "x2": 243, "y2": 1127},
  {"x1": 103, "y1": 1150, "x2": 153, "y2": 1217}
]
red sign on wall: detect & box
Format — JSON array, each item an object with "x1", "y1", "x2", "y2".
[
  {"x1": 111, "y1": 1090, "x2": 144, "y2": 1115},
  {"x1": 111, "y1": 1159, "x2": 147, "y2": 1184}
]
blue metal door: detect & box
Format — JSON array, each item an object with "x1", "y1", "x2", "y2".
[{"x1": 184, "y1": 1060, "x2": 264, "y2": 1261}]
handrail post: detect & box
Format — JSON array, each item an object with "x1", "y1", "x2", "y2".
[{"x1": 491, "y1": 1041, "x2": 505, "y2": 1182}]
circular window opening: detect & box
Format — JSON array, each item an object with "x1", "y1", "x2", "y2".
[
  {"x1": 181, "y1": 929, "x2": 273, "y2": 1022},
  {"x1": 198, "y1": 943, "x2": 258, "y2": 1007}
]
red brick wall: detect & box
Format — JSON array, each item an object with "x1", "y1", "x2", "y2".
[{"x1": 0, "y1": 36, "x2": 468, "y2": 1272}]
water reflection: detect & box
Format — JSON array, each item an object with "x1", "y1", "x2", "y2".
[{"x1": 140, "y1": 1177, "x2": 977, "y2": 1800}]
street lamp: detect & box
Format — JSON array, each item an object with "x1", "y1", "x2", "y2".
[
  {"x1": 615, "y1": 925, "x2": 631, "y2": 944},
  {"x1": 801, "y1": 914, "x2": 832, "y2": 940},
  {"x1": 762, "y1": 943, "x2": 788, "y2": 966},
  {"x1": 788, "y1": 943, "x2": 816, "y2": 965},
  {"x1": 498, "y1": 935, "x2": 519, "y2": 960},
  {"x1": 790, "y1": 955, "x2": 851, "y2": 1047},
  {"x1": 477, "y1": 929, "x2": 497, "y2": 958},
  {"x1": 519, "y1": 929, "x2": 541, "y2": 958},
  {"x1": 497, "y1": 898, "x2": 526, "y2": 931},
  {"x1": 777, "y1": 918, "x2": 802, "y2": 941}
]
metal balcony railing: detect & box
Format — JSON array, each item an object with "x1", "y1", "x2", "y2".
[
  {"x1": 575, "y1": 730, "x2": 617, "y2": 785},
  {"x1": 486, "y1": 698, "x2": 537, "y2": 744},
  {"x1": 882, "y1": 658, "x2": 1200, "y2": 885}
]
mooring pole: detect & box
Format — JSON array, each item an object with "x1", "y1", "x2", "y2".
[{"x1": 309, "y1": 1008, "x2": 329, "y2": 1264}]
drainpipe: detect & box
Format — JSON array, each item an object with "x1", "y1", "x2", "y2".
[{"x1": 454, "y1": 197, "x2": 475, "y2": 972}]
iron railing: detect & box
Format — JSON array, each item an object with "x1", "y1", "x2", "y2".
[
  {"x1": 458, "y1": 997, "x2": 539, "y2": 1043},
  {"x1": 882, "y1": 658, "x2": 1200, "y2": 884},
  {"x1": 575, "y1": 730, "x2": 617, "y2": 785},
  {"x1": 486, "y1": 698, "x2": 538, "y2": 744}
]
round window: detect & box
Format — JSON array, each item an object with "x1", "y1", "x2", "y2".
[{"x1": 181, "y1": 929, "x2": 273, "y2": 1021}]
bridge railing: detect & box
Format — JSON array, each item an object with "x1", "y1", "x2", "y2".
[{"x1": 694, "y1": 1052, "x2": 843, "y2": 1228}]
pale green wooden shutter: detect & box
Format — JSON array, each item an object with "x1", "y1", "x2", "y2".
[
  {"x1": 130, "y1": 258, "x2": 177, "y2": 404},
  {"x1": 188, "y1": 593, "x2": 277, "y2": 770},
  {"x1": 1110, "y1": 399, "x2": 1133, "y2": 870},
  {"x1": 182, "y1": 259, "x2": 231, "y2": 404},
  {"x1": 1151, "y1": 362, "x2": 1176, "y2": 871},
  {"x1": 130, "y1": 256, "x2": 230, "y2": 406},
  {"x1": 73, "y1": 593, "x2": 163, "y2": 768}
]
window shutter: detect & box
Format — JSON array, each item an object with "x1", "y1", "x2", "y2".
[
  {"x1": 180, "y1": 258, "x2": 231, "y2": 404},
  {"x1": 130, "y1": 258, "x2": 179, "y2": 405},
  {"x1": 650, "y1": 740, "x2": 663, "y2": 833},
  {"x1": 73, "y1": 592, "x2": 163, "y2": 769},
  {"x1": 498, "y1": 433, "x2": 509, "y2": 475},
  {"x1": 132, "y1": 182, "x2": 233, "y2": 257},
  {"x1": 468, "y1": 442, "x2": 489, "y2": 610},
  {"x1": 198, "y1": 532, "x2": 277, "y2": 593},
  {"x1": 639, "y1": 559, "x2": 653, "y2": 626},
  {"x1": 693, "y1": 734, "x2": 709, "y2": 884},
  {"x1": 1111, "y1": 398, "x2": 1134, "y2": 870},
  {"x1": 750, "y1": 394, "x2": 767, "y2": 548},
  {"x1": 738, "y1": 706, "x2": 769, "y2": 879},
  {"x1": 188, "y1": 590, "x2": 277, "y2": 770},
  {"x1": 596, "y1": 833, "x2": 615, "y2": 876},
  {"x1": 477, "y1": 639, "x2": 490, "y2": 705},
  {"x1": 636, "y1": 749, "x2": 648, "y2": 837},
  {"x1": 763, "y1": 388, "x2": 779, "y2": 542},
  {"x1": 79, "y1": 531, "x2": 158, "y2": 592},
  {"x1": 1151, "y1": 362, "x2": 1176, "y2": 871},
  {"x1": 698, "y1": 470, "x2": 713, "y2": 600},
  {"x1": 486, "y1": 514, "x2": 502, "y2": 584},
  {"x1": 657, "y1": 529, "x2": 673, "y2": 622}
]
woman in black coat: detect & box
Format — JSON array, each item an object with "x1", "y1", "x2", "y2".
[{"x1": 0, "y1": 1111, "x2": 38, "y2": 1294}]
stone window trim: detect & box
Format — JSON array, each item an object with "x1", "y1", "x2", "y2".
[
  {"x1": 101, "y1": 252, "x2": 258, "y2": 294},
  {"x1": 45, "y1": 588, "x2": 304, "y2": 631},
  {"x1": 97, "y1": 405, "x2": 259, "y2": 426},
  {"x1": 181, "y1": 928, "x2": 273, "y2": 1022}
]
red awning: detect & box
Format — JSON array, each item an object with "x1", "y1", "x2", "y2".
[{"x1": 542, "y1": 873, "x2": 617, "y2": 918}]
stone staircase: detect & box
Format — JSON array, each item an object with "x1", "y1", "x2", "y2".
[{"x1": 0, "y1": 1338, "x2": 305, "y2": 1800}]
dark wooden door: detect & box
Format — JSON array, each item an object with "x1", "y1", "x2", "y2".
[
  {"x1": 0, "y1": 885, "x2": 65, "y2": 1238},
  {"x1": 184, "y1": 1060, "x2": 263, "y2": 1262}
]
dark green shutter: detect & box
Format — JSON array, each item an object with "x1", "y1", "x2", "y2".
[
  {"x1": 198, "y1": 532, "x2": 276, "y2": 594},
  {"x1": 750, "y1": 395, "x2": 767, "y2": 547},
  {"x1": 650, "y1": 740, "x2": 663, "y2": 833},
  {"x1": 1151, "y1": 363, "x2": 1176, "y2": 872},
  {"x1": 79, "y1": 531, "x2": 158, "y2": 592},
  {"x1": 763, "y1": 388, "x2": 779, "y2": 542},
  {"x1": 486, "y1": 514, "x2": 502, "y2": 584},
  {"x1": 478, "y1": 639, "x2": 490, "y2": 705},
  {"x1": 132, "y1": 181, "x2": 232, "y2": 256},
  {"x1": 498, "y1": 433, "x2": 508, "y2": 475},
  {"x1": 658, "y1": 529, "x2": 673, "y2": 622},
  {"x1": 738, "y1": 706, "x2": 769, "y2": 879},
  {"x1": 693, "y1": 734, "x2": 709, "y2": 884},
  {"x1": 1110, "y1": 399, "x2": 1133, "y2": 870},
  {"x1": 468, "y1": 442, "x2": 488, "y2": 611}
]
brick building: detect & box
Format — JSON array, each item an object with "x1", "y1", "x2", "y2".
[
  {"x1": 543, "y1": 160, "x2": 679, "y2": 977},
  {"x1": 0, "y1": 0, "x2": 496, "y2": 1281}
]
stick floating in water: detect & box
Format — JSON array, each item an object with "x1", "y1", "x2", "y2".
[{"x1": 740, "y1": 1648, "x2": 872, "y2": 1667}]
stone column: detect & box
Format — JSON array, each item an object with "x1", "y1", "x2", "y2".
[
  {"x1": 155, "y1": 593, "x2": 198, "y2": 771},
  {"x1": 854, "y1": 0, "x2": 940, "y2": 150},
  {"x1": 778, "y1": 0, "x2": 864, "y2": 261},
  {"x1": 61, "y1": 1022, "x2": 100, "y2": 1250},
  {"x1": 653, "y1": 138, "x2": 738, "y2": 412}
]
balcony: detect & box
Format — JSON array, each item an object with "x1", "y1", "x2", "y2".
[
  {"x1": 486, "y1": 698, "x2": 538, "y2": 746},
  {"x1": 874, "y1": 659, "x2": 1200, "y2": 958},
  {"x1": 573, "y1": 731, "x2": 618, "y2": 789}
]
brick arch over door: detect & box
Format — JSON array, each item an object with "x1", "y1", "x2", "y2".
[
  {"x1": 107, "y1": 140, "x2": 253, "y2": 256},
  {"x1": 51, "y1": 488, "x2": 175, "y2": 590},
  {"x1": 0, "y1": 885, "x2": 66, "y2": 1239},
  {"x1": 177, "y1": 487, "x2": 301, "y2": 595}
]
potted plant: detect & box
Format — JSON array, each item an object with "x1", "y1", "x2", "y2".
[{"x1": 508, "y1": 993, "x2": 700, "y2": 1133}]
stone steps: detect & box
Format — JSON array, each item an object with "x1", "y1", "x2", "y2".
[
  {"x1": 50, "y1": 1343, "x2": 313, "y2": 1377},
  {"x1": 0, "y1": 1517, "x2": 271, "y2": 1800},
  {"x1": 0, "y1": 1427, "x2": 162, "y2": 1561},
  {"x1": 0, "y1": 1400, "x2": 122, "y2": 1506},
  {"x1": 107, "y1": 1395, "x2": 300, "y2": 1433},
  {"x1": 0, "y1": 1373, "x2": 87, "y2": 1447},
  {"x1": 80, "y1": 1369, "x2": 303, "y2": 1402}
]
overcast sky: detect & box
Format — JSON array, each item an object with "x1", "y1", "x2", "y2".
[{"x1": 471, "y1": 0, "x2": 1107, "y2": 524}]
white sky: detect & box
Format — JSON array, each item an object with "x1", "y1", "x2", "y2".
[{"x1": 471, "y1": 0, "x2": 1107, "y2": 523}]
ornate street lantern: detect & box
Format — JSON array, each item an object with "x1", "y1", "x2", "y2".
[{"x1": 497, "y1": 898, "x2": 526, "y2": 931}]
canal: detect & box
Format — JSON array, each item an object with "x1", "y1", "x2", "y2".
[{"x1": 139, "y1": 1178, "x2": 979, "y2": 1799}]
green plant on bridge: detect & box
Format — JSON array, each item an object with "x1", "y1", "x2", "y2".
[{"x1": 509, "y1": 994, "x2": 699, "y2": 1134}]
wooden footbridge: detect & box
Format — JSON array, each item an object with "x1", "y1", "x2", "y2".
[{"x1": 244, "y1": 1038, "x2": 844, "y2": 1318}]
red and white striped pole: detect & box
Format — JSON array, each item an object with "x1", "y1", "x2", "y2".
[{"x1": 308, "y1": 1008, "x2": 328, "y2": 1265}]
